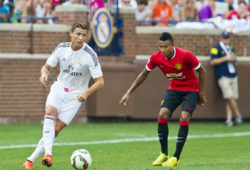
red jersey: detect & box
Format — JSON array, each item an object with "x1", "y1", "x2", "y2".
[
  {"x1": 228, "y1": 10, "x2": 250, "y2": 20},
  {"x1": 146, "y1": 47, "x2": 201, "y2": 92}
]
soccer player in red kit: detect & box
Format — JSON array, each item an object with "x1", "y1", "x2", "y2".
[{"x1": 119, "y1": 32, "x2": 206, "y2": 167}]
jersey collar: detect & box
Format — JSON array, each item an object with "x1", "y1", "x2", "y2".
[
  {"x1": 166, "y1": 47, "x2": 176, "y2": 60},
  {"x1": 70, "y1": 42, "x2": 85, "y2": 52}
]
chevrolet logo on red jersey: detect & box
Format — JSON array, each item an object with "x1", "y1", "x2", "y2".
[{"x1": 166, "y1": 72, "x2": 183, "y2": 78}]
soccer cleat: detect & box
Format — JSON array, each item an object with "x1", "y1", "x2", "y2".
[
  {"x1": 22, "y1": 160, "x2": 34, "y2": 169},
  {"x1": 235, "y1": 116, "x2": 243, "y2": 125},
  {"x1": 225, "y1": 120, "x2": 234, "y2": 126},
  {"x1": 42, "y1": 155, "x2": 53, "y2": 167},
  {"x1": 162, "y1": 157, "x2": 179, "y2": 167},
  {"x1": 152, "y1": 153, "x2": 168, "y2": 166}
]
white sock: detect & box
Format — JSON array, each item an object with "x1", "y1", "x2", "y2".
[
  {"x1": 43, "y1": 115, "x2": 55, "y2": 156},
  {"x1": 27, "y1": 136, "x2": 57, "y2": 162},
  {"x1": 27, "y1": 138, "x2": 44, "y2": 162}
]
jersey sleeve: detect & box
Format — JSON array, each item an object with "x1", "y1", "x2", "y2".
[
  {"x1": 210, "y1": 46, "x2": 219, "y2": 60},
  {"x1": 46, "y1": 44, "x2": 60, "y2": 68},
  {"x1": 146, "y1": 55, "x2": 157, "y2": 71},
  {"x1": 185, "y1": 51, "x2": 200, "y2": 70},
  {"x1": 88, "y1": 54, "x2": 103, "y2": 79}
]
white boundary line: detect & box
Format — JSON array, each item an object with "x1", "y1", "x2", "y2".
[{"x1": 0, "y1": 132, "x2": 250, "y2": 150}]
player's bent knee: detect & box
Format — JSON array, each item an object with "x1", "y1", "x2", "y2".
[
  {"x1": 45, "y1": 106, "x2": 58, "y2": 117},
  {"x1": 180, "y1": 111, "x2": 191, "y2": 122},
  {"x1": 159, "y1": 108, "x2": 171, "y2": 119},
  {"x1": 226, "y1": 98, "x2": 236, "y2": 104}
]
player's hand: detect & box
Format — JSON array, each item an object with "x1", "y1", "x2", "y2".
[
  {"x1": 119, "y1": 93, "x2": 130, "y2": 106},
  {"x1": 226, "y1": 55, "x2": 236, "y2": 62},
  {"x1": 77, "y1": 92, "x2": 88, "y2": 102},
  {"x1": 198, "y1": 93, "x2": 206, "y2": 107},
  {"x1": 40, "y1": 74, "x2": 48, "y2": 87}
]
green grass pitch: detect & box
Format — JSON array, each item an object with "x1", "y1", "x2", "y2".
[{"x1": 0, "y1": 122, "x2": 250, "y2": 170}]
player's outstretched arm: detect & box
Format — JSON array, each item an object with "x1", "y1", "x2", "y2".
[
  {"x1": 40, "y1": 63, "x2": 52, "y2": 87},
  {"x1": 210, "y1": 55, "x2": 236, "y2": 66},
  {"x1": 119, "y1": 69, "x2": 150, "y2": 106},
  {"x1": 77, "y1": 76, "x2": 104, "y2": 102},
  {"x1": 197, "y1": 65, "x2": 206, "y2": 106}
]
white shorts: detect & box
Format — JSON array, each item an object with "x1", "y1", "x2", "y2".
[
  {"x1": 46, "y1": 81, "x2": 83, "y2": 125},
  {"x1": 218, "y1": 76, "x2": 238, "y2": 99}
]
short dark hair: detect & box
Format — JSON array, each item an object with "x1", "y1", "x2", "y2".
[
  {"x1": 137, "y1": 0, "x2": 148, "y2": 5},
  {"x1": 71, "y1": 23, "x2": 88, "y2": 32},
  {"x1": 221, "y1": 31, "x2": 230, "y2": 39},
  {"x1": 160, "y1": 32, "x2": 174, "y2": 44},
  {"x1": 238, "y1": 0, "x2": 246, "y2": 5}
]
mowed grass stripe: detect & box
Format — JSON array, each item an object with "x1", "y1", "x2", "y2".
[{"x1": 0, "y1": 131, "x2": 250, "y2": 150}]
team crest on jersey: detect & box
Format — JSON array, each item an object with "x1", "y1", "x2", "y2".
[
  {"x1": 78, "y1": 60, "x2": 83, "y2": 67},
  {"x1": 175, "y1": 63, "x2": 182, "y2": 70}
]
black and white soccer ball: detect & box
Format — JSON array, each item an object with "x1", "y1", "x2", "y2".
[{"x1": 70, "y1": 149, "x2": 92, "y2": 169}]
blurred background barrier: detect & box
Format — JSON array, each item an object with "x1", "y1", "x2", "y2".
[
  {"x1": 0, "y1": 54, "x2": 250, "y2": 123},
  {"x1": 87, "y1": 59, "x2": 250, "y2": 120}
]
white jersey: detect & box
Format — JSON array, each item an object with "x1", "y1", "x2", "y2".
[{"x1": 47, "y1": 42, "x2": 103, "y2": 92}]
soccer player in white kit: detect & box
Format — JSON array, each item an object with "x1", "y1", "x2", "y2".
[{"x1": 22, "y1": 23, "x2": 104, "y2": 169}]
